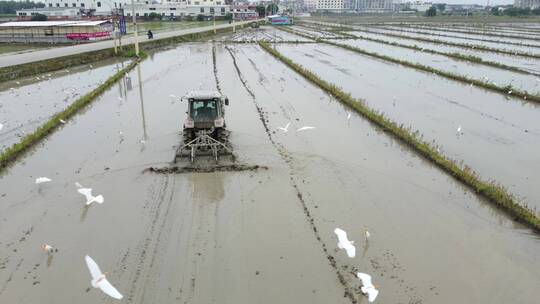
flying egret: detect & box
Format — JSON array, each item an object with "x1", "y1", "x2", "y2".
[
  {"x1": 277, "y1": 122, "x2": 291, "y2": 133},
  {"x1": 357, "y1": 272, "x2": 379, "y2": 302},
  {"x1": 35, "y1": 177, "x2": 52, "y2": 184},
  {"x1": 78, "y1": 188, "x2": 104, "y2": 205},
  {"x1": 334, "y1": 228, "x2": 355, "y2": 258},
  {"x1": 85, "y1": 255, "x2": 123, "y2": 300},
  {"x1": 297, "y1": 126, "x2": 316, "y2": 132}
]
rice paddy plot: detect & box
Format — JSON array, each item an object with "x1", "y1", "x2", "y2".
[
  {"x1": 344, "y1": 30, "x2": 540, "y2": 74},
  {"x1": 358, "y1": 26, "x2": 540, "y2": 55},
  {"x1": 0, "y1": 59, "x2": 128, "y2": 152},
  {"x1": 333, "y1": 38, "x2": 540, "y2": 93},
  {"x1": 274, "y1": 42, "x2": 540, "y2": 210}
]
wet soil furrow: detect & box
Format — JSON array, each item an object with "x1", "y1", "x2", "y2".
[{"x1": 225, "y1": 45, "x2": 358, "y2": 304}]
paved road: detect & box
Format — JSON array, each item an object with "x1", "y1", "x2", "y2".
[{"x1": 0, "y1": 20, "x2": 259, "y2": 68}]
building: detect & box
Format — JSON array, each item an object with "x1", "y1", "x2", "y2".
[
  {"x1": 16, "y1": 7, "x2": 82, "y2": 20},
  {"x1": 0, "y1": 20, "x2": 112, "y2": 43},
  {"x1": 514, "y1": 0, "x2": 540, "y2": 9},
  {"x1": 406, "y1": 1, "x2": 432, "y2": 12},
  {"x1": 230, "y1": 5, "x2": 258, "y2": 20},
  {"x1": 316, "y1": 0, "x2": 354, "y2": 11},
  {"x1": 356, "y1": 0, "x2": 393, "y2": 12},
  {"x1": 305, "y1": 0, "x2": 317, "y2": 11}
]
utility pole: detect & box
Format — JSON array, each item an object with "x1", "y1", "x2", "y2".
[{"x1": 130, "y1": 0, "x2": 140, "y2": 56}]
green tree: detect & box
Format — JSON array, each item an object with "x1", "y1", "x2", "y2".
[
  {"x1": 31, "y1": 13, "x2": 47, "y2": 21},
  {"x1": 225, "y1": 12, "x2": 232, "y2": 21},
  {"x1": 255, "y1": 5, "x2": 266, "y2": 17},
  {"x1": 266, "y1": 3, "x2": 278, "y2": 15},
  {"x1": 435, "y1": 3, "x2": 445, "y2": 12},
  {"x1": 147, "y1": 12, "x2": 161, "y2": 20},
  {"x1": 490, "y1": 6, "x2": 501, "y2": 16},
  {"x1": 425, "y1": 6, "x2": 437, "y2": 17},
  {"x1": 0, "y1": 1, "x2": 45, "y2": 14}
]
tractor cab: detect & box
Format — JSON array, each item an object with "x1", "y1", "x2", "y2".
[{"x1": 183, "y1": 91, "x2": 229, "y2": 130}]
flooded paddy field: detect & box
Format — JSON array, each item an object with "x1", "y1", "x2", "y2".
[
  {"x1": 220, "y1": 27, "x2": 312, "y2": 42},
  {"x1": 1, "y1": 25, "x2": 539, "y2": 304},
  {"x1": 335, "y1": 29, "x2": 540, "y2": 74},
  {"x1": 353, "y1": 26, "x2": 540, "y2": 55},
  {"x1": 274, "y1": 42, "x2": 540, "y2": 210},
  {"x1": 382, "y1": 24, "x2": 540, "y2": 42},
  {"x1": 322, "y1": 37, "x2": 540, "y2": 93},
  {"x1": 0, "y1": 59, "x2": 129, "y2": 152}
]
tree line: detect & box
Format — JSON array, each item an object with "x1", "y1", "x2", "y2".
[{"x1": 0, "y1": 1, "x2": 44, "y2": 15}]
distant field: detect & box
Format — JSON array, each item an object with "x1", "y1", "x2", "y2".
[{"x1": 305, "y1": 14, "x2": 540, "y2": 24}]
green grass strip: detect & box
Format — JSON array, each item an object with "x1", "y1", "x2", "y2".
[
  {"x1": 279, "y1": 26, "x2": 540, "y2": 104},
  {"x1": 258, "y1": 41, "x2": 540, "y2": 233},
  {"x1": 0, "y1": 59, "x2": 140, "y2": 172}
]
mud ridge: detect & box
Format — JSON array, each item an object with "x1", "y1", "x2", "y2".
[
  {"x1": 225, "y1": 45, "x2": 358, "y2": 304},
  {"x1": 144, "y1": 163, "x2": 268, "y2": 174}
]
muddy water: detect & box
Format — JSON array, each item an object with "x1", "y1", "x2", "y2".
[
  {"x1": 332, "y1": 38, "x2": 540, "y2": 93},
  {"x1": 276, "y1": 43, "x2": 540, "y2": 210},
  {"x1": 222, "y1": 43, "x2": 540, "y2": 303},
  {"x1": 390, "y1": 25, "x2": 540, "y2": 41},
  {"x1": 1, "y1": 38, "x2": 539, "y2": 304},
  {"x1": 223, "y1": 26, "x2": 312, "y2": 42},
  {"x1": 0, "y1": 59, "x2": 128, "y2": 152},
  {"x1": 343, "y1": 30, "x2": 540, "y2": 74},
  {"x1": 359, "y1": 26, "x2": 540, "y2": 55}
]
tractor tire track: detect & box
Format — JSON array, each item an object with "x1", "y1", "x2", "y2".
[{"x1": 225, "y1": 45, "x2": 358, "y2": 304}]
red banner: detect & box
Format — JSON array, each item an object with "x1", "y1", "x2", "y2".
[{"x1": 66, "y1": 31, "x2": 111, "y2": 40}]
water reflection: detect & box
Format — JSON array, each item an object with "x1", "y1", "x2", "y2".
[{"x1": 136, "y1": 64, "x2": 148, "y2": 147}]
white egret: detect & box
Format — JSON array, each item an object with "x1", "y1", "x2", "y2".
[
  {"x1": 365, "y1": 230, "x2": 370, "y2": 239},
  {"x1": 85, "y1": 255, "x2": 123, "y2": 300},
  {"x1": 347, "y1": 112, "x2": 352, "y2": 120},
  {"x1": 35, "y1": 177, "x2": 52, "y2": 184},
  {"x1": 334, "y1": 228, "x2": 355, "y2": 258},
  {"x1": 277, "y1": 122, "x2": 291, "y2": 133},
  {"x1": 78, "y1": 188, "x2": 104, "y2": 205},
  {"x1": 297, "y1": 126, "x2": 316, "y2": 132},
  {"x1": 457, "y1": 125, "x2": 462, "y2": 134},
  {"x1": 59, "y1": 119, "x2": 66, "y2": 124},
  {"x1": 42, "y1": 244, "x2": 56, "y2": 253},
  {"x1": 357, "y1": 272, "x2": 379, "y2": 302},
  {"x1": 0, "y1": 123, "x2": 3, "y2": 131}
]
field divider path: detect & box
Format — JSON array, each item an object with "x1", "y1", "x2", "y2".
[
  {"x1": 294, "y1": 24, "x2": 539, "y2": 77},
  {"x1": 258, "y1": 41, "x2": 540, "y2": 234},
  {"x1": 300, "y1": 21, "x2": 540, "y2": 60},
  {"x1": 279, "y1": 26, "x2": 540, "y2": 104},
  {"x1": 0, "y1": 58, "x2": 141, "y2": 172},
  {"x1": 224, "y1": 45, "x2": 360, "y2": 303},
  {"x1": 394, "y1": 24, "x2": 540, "y2": 43}
]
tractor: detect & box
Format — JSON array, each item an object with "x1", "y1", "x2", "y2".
[{"x1": 175, "y1": 91, "x2": 232, "y2": 163}]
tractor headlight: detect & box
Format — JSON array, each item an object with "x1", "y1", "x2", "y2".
[{"x1": 214, "y1": 118, "x2": 224, "y2": 128}]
